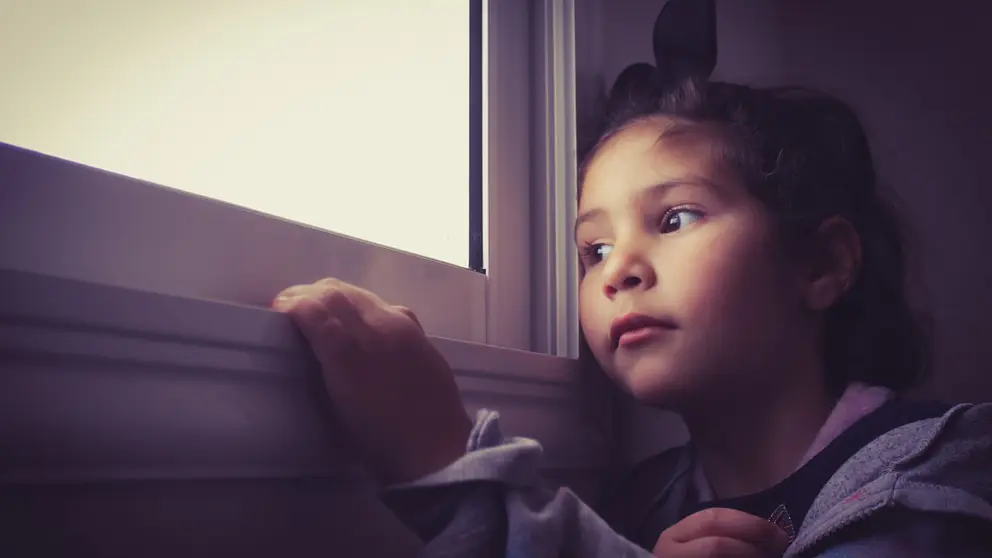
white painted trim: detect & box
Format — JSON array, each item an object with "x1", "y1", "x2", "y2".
[
  {"x1": 532, "y1": 0, "x2": 581, "y2": 359},
  {"x1": 0, "y1": 142, "x2": 488, "y2": 345},
  {"x1": 0, "y1": 270, "x2": 607, "y2": 483},
  {"x1": 484, "y1": 0, "x2": 534, "y2": 351}
]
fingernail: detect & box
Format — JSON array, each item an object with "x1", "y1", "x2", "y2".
[{"x1": 272, "y1": 294, "x2": 299, "y2": 308}]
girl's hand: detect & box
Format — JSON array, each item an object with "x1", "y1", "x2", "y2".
[
  {"x1": 272, "y1": 277, "x2": 472, "y2": 485},
  {"x1": 654, "y1": 508, "x2": 790, "y2": 557}
]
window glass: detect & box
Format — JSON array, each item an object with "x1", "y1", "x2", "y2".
[{"x1": 0, "y1": 0, "x2": 477, "y2": 267}]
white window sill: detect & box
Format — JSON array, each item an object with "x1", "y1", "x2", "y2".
[{"x1": 0, "y1": 269, "x2": 609, "y2": 484}]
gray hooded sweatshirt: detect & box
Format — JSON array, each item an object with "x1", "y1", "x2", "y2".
[{"x1": 381, "y1": 402, "x2": 992, "y2": 557}]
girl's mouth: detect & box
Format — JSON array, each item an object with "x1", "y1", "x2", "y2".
[
  {"x1": 610, "y1": 312, "x2": 677, "y2": 351},
  {"x1": 616, "y1": 325, "x2": 672, "y2": 349}
]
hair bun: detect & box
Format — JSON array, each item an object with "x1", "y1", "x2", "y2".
[
  {"x1": 606, "y1": 63, "x2": 661, "y2": 116},
  {"x1": 606, "y1": 0, "x2": 718, "y2": 115},
  {"x1": 652, "y1": 0, "x2": 717, "y2": 85}
]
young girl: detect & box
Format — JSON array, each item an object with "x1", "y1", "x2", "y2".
[{"x1": 272, "y1": 78, "x2": 992, "y2": 557}]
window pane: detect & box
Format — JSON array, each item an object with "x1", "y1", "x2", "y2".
[{"x1": 0, "y1": 0, "x2": 475, "y2": 267}]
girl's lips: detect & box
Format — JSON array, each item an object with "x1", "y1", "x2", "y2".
[
  {"x1": 610, "y1": 312, "x2": 677, "y2": 351},
  {"x1": 616, "y1": 325, "x2": 672, "y2": 349}
]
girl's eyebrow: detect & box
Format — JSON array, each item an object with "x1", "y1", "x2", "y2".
[
  {"x1": 574, "y1": 208, "x2": 605, "y2": 238},
  {"x1": 574, "y1": 175, "x2": 723, "y2": 238},
  {"x1": 636, "y1": 175, "x2": 724, "y2": 203}
]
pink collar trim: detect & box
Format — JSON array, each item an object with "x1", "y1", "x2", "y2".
[{"x1": 693, "y1": 382, "x2": 895, "y2": 502}]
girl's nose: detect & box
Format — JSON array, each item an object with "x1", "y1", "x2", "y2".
[{"x1": 603, "y1": 249, "x2": 656, "y2": 298}]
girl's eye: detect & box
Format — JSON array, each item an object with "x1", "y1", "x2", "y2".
[
  {"x1": 661, "y1": 208, "x2": 703, "y2": 233},
  {"x1": 580, "y1": 243, "x2": 613, "y2": 266}
]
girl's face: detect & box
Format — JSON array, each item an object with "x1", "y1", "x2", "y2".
[{"x1": 577, "y1": 120, "x2": 813, "y2": 411}]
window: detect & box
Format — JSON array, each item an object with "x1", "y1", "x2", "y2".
[
  {"x1": 0, "y1": 0, "x2": 481, "y2": 269},
  {"x1": 0, "y1": 0, "x2": 606, "y2": 484},
  {"x1": 0, "y1": 0, "x2": 498, "y2": 346}
]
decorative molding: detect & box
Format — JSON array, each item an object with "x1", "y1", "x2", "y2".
[
  {"x1": 484, "y1": 0, "x2": 537, "y2": 351},
  {"x1": 0, "y1": 270, "x2": 607, "y2": 484},
  {"x1": 531, "y1": 0, "x2": 581, "y2": 359}
]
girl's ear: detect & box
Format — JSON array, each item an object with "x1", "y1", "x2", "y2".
[{"x1": 802, "y1": 216, "x2": 863, "y2": 311}]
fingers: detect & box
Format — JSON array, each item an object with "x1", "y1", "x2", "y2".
[
  {"x1": 673, "y1": 536, "x2": 769, "y2": 558},
  {"x1": 272, "y1": 284, "x2": 361, "y2": 364},
  {"x1": 275, "y1": 278, "x2": 373, "y2": 312},
  {"x1": 315, "y1": 277, "x2": 384, "y2": 312},
  {"x1": 392, "y1": 305, "x2": 424, "y2": 332},
  {"x1": 273, "y1": 279, "x2": 424, "y2": 333},
  {"x1": 665, "y1": 508, "x2": 790, "y2": 555},
  {"x1": 269, "y1": 277, "x2": 467, "y2": 485},
  {"x1": 272, "y1": 296, "x2": 346, "y2": 371}
]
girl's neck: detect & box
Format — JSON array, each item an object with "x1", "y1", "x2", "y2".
[{"x1": 683, "y1": 370, "x2": 836, "y2": 500}]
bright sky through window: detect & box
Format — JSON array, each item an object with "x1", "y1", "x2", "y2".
[{"x1": 0, "y1": 0, "x2": 477, "y2": 267}]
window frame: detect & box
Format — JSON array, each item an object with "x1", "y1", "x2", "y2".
[
  {"x1": 483, "y1": 0, "x2": 535, "y2": 350},
  {"x1": 0, "y1": 0, "x2": 609, "y2": 475},
  {"x1": 529, "y1": 0, "x2": 582, "y2": 358},
  {"x1": 488, "y1": 0, "x2": 582, "y2": 357},
  {"x1": 0, "y1": 0, "x2": 578, "y2": 355}
]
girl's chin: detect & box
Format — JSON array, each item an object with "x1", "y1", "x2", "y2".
[{"x1": 615, "y1": 358, "x2": 706, "y2": 408}]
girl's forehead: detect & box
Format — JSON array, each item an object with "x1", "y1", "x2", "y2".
[{"x1": 580, "y1": 123, "x2": 724, "y2": 207}]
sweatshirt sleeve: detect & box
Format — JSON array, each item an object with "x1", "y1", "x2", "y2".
[
  {"x1": 379, "y1": 409, "x2": 653, "y2": 558},
  {"x1": 808, "y1": 508, "x2": 992, "y2": 558}
]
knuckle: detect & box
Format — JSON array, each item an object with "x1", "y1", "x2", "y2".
[
  {"x1": 378, "y1": 315, "x2": 416, "y2": 341},
  {"x1": 699, "y1": 538, "x2": 728, "y2": 558},
  {"x1": 284, "y1": 297, "x2": 326, "y2": 329},
  {"x1": 314, "y1": 315, "x2": 344, "y2": 337},
  {"x1": 652, "y1": 536, "x2": 673, "y2": 555},
  {"x1": 321, "y1": 287, "x2": 352, "y2": 309},
  {"x1": 392, "y1": 305, "x2": 418, "y2": 320},
  {"x1": 698, "y1": 507, "x2": 723, "y2": 529}
]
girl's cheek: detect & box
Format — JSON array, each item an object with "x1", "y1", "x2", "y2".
[{"x1": 578, "y1": 297, "x2": 610, "y2": 352}]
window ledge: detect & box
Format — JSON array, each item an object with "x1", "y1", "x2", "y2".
[{"x1": 0, "y1": 270, "x2": 607, "y2": 484}]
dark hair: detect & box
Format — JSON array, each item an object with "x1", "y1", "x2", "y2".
[{"x1": 579, "y1": 78, "x2": 931, "y2": 396}]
